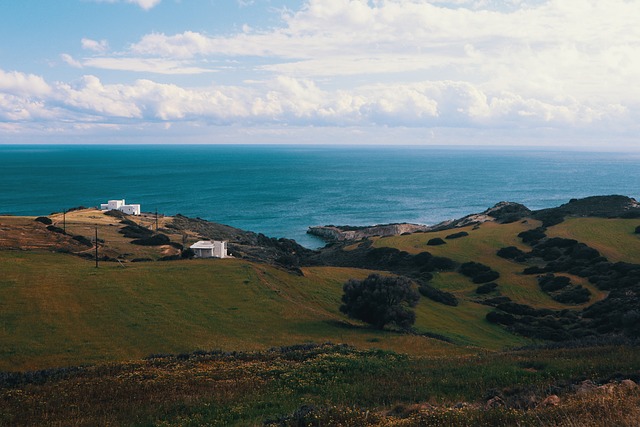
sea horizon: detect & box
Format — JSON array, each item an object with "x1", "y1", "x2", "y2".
[{"x1": 2, "y1": 144, "x2": 640, "y2": 248}]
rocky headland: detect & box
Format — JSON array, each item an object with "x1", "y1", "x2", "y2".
[{"x1": 307, "y1": 196, "x2": 640, "y2": 243}]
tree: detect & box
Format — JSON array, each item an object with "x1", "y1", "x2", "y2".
[{"x1": 340, "y1": 274, "x2": 420, "y2": 330}]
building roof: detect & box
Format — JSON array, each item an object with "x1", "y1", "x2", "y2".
[{"x1": 190, "y1": 241, "x2": 215, "y2": 249}]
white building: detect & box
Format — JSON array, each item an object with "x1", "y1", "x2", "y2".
[
  {"x1": 100, "y1": 199, "x2": 141, "y2": 216},
  {"x1": 190, "y1": 240, "x2": 228, "y2": 258}
]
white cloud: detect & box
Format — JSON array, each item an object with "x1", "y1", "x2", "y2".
[
  {"x1": 129, "y1": 0, "x2": 161, "y2": 9},
  {"x1": 3, "y1": 0, "x2": 640, "y2": 143},
  {"x1": 81, "y1": 38, "x2": 109, "y2": 53},
  {"x1": 0, "y1": 67, "x2": 632, "y2": 133},
  {"x1": 122, "y1": 0, "x2": 640, "y2": 106},
  {"x1": 61, "y1": 54, "x2": 83, "y2": 68},
  {"x1": 0, "y1": 69, "x2": 51, "y2": 97},
  {"x1": 82, "y1": 57, "x2": 216, "y2": 75},
  {"x1": 93, "y1": 0, "x2": 161, "y2": 10}
]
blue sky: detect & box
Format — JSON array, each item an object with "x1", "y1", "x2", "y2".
[{"x1": 1, "y1": 0, "x2": 639, "y2": 147}]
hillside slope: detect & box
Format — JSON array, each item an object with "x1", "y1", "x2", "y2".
[{"x1": 2, "y1": 196, "x2": 640, "y2": 371}]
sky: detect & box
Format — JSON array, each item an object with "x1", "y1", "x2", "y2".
[{"x1": 0, "y1": 0, "x2": 639, "y2": 147}]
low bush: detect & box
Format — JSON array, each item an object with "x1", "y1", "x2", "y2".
[
  {"x1": 496, "y1": 302, "x2": 538, "y2": 316},
  {"x1": 46, "y1": 225, "x2": 66, "y2": 234},
  {"x1": 497, "y1": 246, "x2": 526, "y2": 260},
  {"x1": 523, "y1": 266, "x2": 546, "y2": 275},
  {"x1": 553, "y1": 285, "x2": 591, "y2": 304},
  {"x1": 482, "y1": 296, "x2": 512, "y2": 306},
  {"x1": 538, "y1": 274, "x2": 571, "y2": 292},
  {"x1": 429, "y1": 256, "x2": 457, "y2": 271},
  {"x1": 131, "y1": 234, "x2": 170, "y2": 246},
  {"x1": 104, "y1": 210, "x2": 127, "y2": 218},
  {"x1": 537, "y1": 237, "x2": 578, "y2": 249},
  {"x1": 34, "y1": 216, "x2": 52, "y2": 225},
  {"x1": 418, "y1": 283, "x2": 458, "y2": 306},
  {"x1": 476, "y1": 282, "x2": 498, "y2": 294},
  {"x1": 119, "y1": 224, "x2": 153, "y2": 239},
  {"x1": 486, "y1": 311, "x2": 515, "y2": 325},
  {"x1": 472, "y1": 271, "x2": 500, "y2": 284},
  {"x1": 181, "y1": 249, "x2": 195, "y2": 259},
  {"x1": 426, "y1": 237, "x2": 446, "y2": 246},
  {"x1": 72, "y1": 235, "x2": 93, "y2": 247},
  {"x1": 460, "y1": 261, "x2": 491, "y2": 277},
  {"x1": 534, "y1": 211, "x2": 566, "y2": 227},
  {"x1": 460, "y1": 262, "x2": 500, "y2": 283},
  {"x1": 518, "y1": 228, "x2": 546, "y2": 244},
  {"x1": 417, "y1": 255, "x2": 457, "y2": 272},
  {"x1": 445, "y1": 231, "x2": 469, "y2": 240}
]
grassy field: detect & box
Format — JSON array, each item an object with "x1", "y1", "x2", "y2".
[
  {"x1": 0, "y1": 251, "x2": 478, "y2": 371},
  {"x1": 0, "y1": 214, "x2": 629, "y2": 371},
  {"x1": 547, "y1": 217, "x2": 640, "y2": 263},
  {"x1": 2, "y1": 212, "x2": 640, "y2": 425},
  {"x1": 372, "y1": 221, "x2": 606, "y2": 309}
]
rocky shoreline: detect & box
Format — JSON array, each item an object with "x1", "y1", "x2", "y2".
[
  {"x1": 307, "y1": 201, "x2": 533, "y2": 242},
  {"x1": 307, "y1": 196, "x2": 640, "y2": 243}
]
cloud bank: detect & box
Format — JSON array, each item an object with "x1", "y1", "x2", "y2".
[{"x1": 2, "y1": 0, "x2": 639, "y2": 145}]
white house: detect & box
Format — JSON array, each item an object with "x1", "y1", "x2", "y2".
[
  {"x1": 100, "y1": 199, "x2": 141, "y2": 216},
  {"x1": 190, "y1": 240, "x2": 228, "y2": 259}
]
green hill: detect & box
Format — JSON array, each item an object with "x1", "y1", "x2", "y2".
[
  {"x1": 2, "y1": 200, "x2": 640, "y2": 425},
  {"x1": 2, "y1": 202, "x2": 640, "y2": 370}
]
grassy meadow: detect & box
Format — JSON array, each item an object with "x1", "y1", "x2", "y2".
[
  {"x1": 2, "y1": 211, "x2": 640, "y2": 425},
  {"x1": 373, "y1": 221, "x2": 606, "y2": 309},
  {"x1": 0, "y1": 248, "x2": 511, "y2": 372},
  {"x1": 547, "y1": 217, "x2": 640, "y2": 263}
]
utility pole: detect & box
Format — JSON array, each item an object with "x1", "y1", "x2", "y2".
[
  {"x1": 155, "y1": 208, "x2": 158, "y2": 231},
  {"x1": 95, "y1": 226, "x2": 99, "y2": 268},
  {"x1": 63, "y1": 209, "x2": 66, "y2": 233}
]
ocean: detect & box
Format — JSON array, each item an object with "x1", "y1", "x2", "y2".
[{"x1": 1, "y1": 144, "x2": 640, "y2": 248}]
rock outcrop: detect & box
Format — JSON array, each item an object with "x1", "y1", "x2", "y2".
[
  {"x1": 307, "y1": 223, "x2": 430, "y2": 242},
  {"x1": 308, "y1": 202, "x2": 531, "y2": 242}
]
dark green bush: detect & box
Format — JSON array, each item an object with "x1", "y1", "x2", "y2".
[
  {"x1": 131, "y1": 234, "x2": 170, "y2": 246},
  {"x1": 34, "y1": 216, "x2": 52, "y2": 225},
  {"x1": 72, "y1": 235, "x2": 93, "y2": 247},
  {"x1": 553, "y1": 285, "x2": 591, "y2": 304},
  {"x1": 538, "y1": 274, "x2": 571, "y2": 292},
  {"x1": 497, "y1": 246, "x2": 526, "y2": 260},
  {"x1": 476, "y1": 282, "x2": 498, "y2": 294},
  {"x1": 119, "y1": 224, "x2": 153, "y2": 239},
  {"x1": 445, "y1": 231, "x2": 469, "y2": 240},
  {"x1": 418, "y1": 283, "x2": 458, "y2": 306},
  {"x1": 340, "y1": 274, "x2": 420, "y2": 330},
  {"x1": 518, "y1": 228, "x2": 546, "y2": 244},
  {"x1": 472, "y1": 271, "x2": 500, "y2": 284},
  {"x1": 426, "y1": 237, "x2": 446, "y2": 246},
  {"x1": 46, "y1": 225, "x2": 66, "y2": 234}
]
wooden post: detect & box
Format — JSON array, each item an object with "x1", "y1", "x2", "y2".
[
  {"x1": 155, "y1": 208, "x2": 158, "y2": 231},
  {"x1": 63, "y1": 209, "x2": 66, "y2": 233},
  {"x1": 95, "y1": 226, "x2": 99, "y2": 268}
]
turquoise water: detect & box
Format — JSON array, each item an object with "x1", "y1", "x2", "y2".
[{"x1": 1, "y1": 145, "x2": 640, "y2": 248}]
